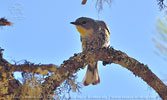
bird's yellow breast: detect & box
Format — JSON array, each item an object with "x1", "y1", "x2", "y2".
[{"x1": 76, "y1": 26, "x2": 93, "y2": 36}]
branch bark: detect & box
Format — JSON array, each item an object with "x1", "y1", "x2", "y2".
[
  {"x1": 0, "y1": 47, "x2": 167, "y2": 100},
  {"x1": 40, "y1": 47, "x2": 167, "y2": 100}
]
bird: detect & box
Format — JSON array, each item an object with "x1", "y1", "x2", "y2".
[{"x1": 70, "y1": 17, "x2": 110, "y2": 86}]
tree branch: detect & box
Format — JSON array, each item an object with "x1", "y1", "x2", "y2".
[
  {"x1": 41, "y1": 47, "x2": 167, "y2": 100},
  {"x1": 0, "y1": 47, "x2": 167, "y2": 99},
  {"x1": 10, "y1": 64, "x2": 58, "y2": 75},
  {"x1": 0, "y1": 18, "x2": 12, "y2": 26},
  {"x1": 0, "y1": 48, "x2": 22, "y2": 100}
]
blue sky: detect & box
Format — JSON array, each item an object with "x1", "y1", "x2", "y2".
[{"x1": 0, "y1": 0, "x2": 166, "y2": 99}]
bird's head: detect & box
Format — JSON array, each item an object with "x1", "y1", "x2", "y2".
[{"x1": 71, "y1": 17, "x2": 96, "y2": 36}]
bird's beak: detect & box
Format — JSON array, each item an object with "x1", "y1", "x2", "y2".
[{"x1": 70, "y1": 22, "x2": 81, "y2": 25}]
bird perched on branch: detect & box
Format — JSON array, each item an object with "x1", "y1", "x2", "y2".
[{"x1": 71, "y1": 17, "x2": 110, "y2": 86}]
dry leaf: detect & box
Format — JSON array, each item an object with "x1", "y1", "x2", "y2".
[{"x1": 81, "y1": 0, "x2": 87, "y2": 5}]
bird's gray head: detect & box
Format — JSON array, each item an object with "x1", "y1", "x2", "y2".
[{"x1": 70, "y1": 17, "x2": 97, "y2": 30}]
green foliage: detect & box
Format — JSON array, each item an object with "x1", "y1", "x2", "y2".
[{"x1": 153, "y1": 17, "x2": 167, "y2": 60}]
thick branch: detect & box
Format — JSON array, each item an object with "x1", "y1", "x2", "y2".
[
  {"x1": 42, "y1": 47, "x2": 167, "y2": 100},
  {"x1": 0, "y1": 47, "x2": 167, "y2": 99},
  {"x1": 10, "y1": 64, "x2": 58, "y2": 75},
  {"x1": 0, "y1": 49, "x2": 22, "y2": 100}
]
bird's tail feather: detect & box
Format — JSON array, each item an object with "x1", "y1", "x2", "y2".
[{"x1": 82, "y1": 62, "x2": 100, "y2": 86}]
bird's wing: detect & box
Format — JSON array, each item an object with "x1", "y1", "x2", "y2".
[{"x1": 98, "y1": 21, "x2": 110, "y2": 36}]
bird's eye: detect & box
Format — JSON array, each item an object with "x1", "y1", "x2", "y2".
[{"x1": 82, "y1": 21, "x2": 86, "y2": 24}]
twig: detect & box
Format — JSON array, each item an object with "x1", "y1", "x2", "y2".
[{"x1": 0, "y1": 18, "x2": 12, "y2": 26}]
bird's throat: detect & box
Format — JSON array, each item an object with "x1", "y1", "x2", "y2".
[{"x1": 76, "y1": 26, "x2": 87, "y2": 35}]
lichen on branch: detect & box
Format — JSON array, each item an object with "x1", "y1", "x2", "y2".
[
  {"x1": 41, "y1": 47, "x2": 167, "y2": 100},
  {"x1": 0, "y1": 47, "x2": 167, "y2": 100}
]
